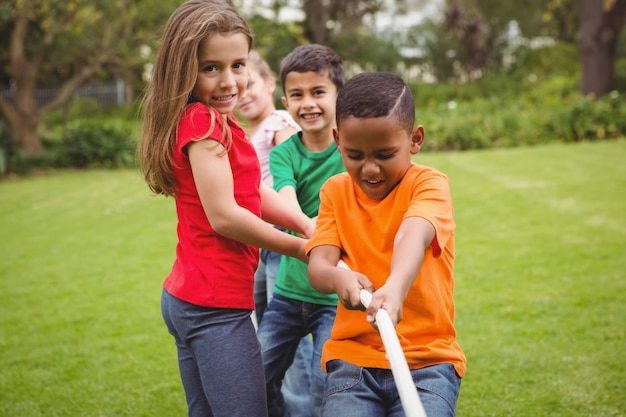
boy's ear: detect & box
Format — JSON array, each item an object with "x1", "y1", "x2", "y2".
[
  {"x1": 410, "y1": 125, "x2": 425, "y2": 155},
  {"x1": 333, "y1": 128, "x2": 339, "y2": 146},
  {"x1": 281, "y1": 96, "x2": 288, "y2": 109}
]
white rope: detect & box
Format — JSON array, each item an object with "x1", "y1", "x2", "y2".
[{"x1": 337, "y1": 260, "x2": 427, "y2": 417}]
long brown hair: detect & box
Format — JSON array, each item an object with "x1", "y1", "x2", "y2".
[{"x1": 138, "y1": 0, "x2": 253, "y2": 196}]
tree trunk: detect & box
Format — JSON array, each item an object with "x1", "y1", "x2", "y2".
[
  {"x1": 12, "y1": 114, "x2": 43, "y2": 155},
  {"x1": 575, "y1": 0, "x2": 626, "y2": 98},
  {"x1": 303, "y1": 0, "x2": 332, "y2": 45},
  {"x1": 0, "y1": 93, "x2": 42, "y2": 155},
  {"x1": 2, "y1": 4, "x2": 122, "y2": 156}
]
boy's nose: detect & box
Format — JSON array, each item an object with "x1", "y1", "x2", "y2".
[
  {"x1": 301, "y1": 94, "x2": 316, "y2": 108},
  {"x1": 362, "y1": 160, "x2": 380, "y2": 175}
]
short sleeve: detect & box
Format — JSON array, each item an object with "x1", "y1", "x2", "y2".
[
  {"x1": 269, "y1": 141, "x2": 298, "y2": 192},
  {"x1": 177, "y1": 103, "x2": 225, "y2": 153},
  {"x1": 404, "y1": 169, "x2": 455, "y2": 257},
  {"x1": 305, "y1": 181, "x2": 342, "y2": 255}
]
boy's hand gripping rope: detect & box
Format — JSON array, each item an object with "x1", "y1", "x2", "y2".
[{"x1": 337, "y1": 260, "x2": 427, "y2": 417}]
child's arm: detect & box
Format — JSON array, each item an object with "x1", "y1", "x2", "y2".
[
  {"x1": 308, "y1": 245, "x2": 375, "y2": 311},
  {"x1": 189, "y1": 139, "x2": 308, "y2": 263},
  {"x1": 277, "y1": 185, "x2": 305, "y2": 213},
  {"x1": 366, "y1": 216, "x2": 436, "y2": 327},
  {"x1": 273, "y1": 126, "x2": 298, "y2": 146},
  {"x1": 259, "y1": 182, "x2": 315, "y2": 238}
]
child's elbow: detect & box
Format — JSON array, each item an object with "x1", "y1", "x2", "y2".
[
  {"x1": 208, "y1": 212, "x2": 238, "y2": 237},
  {"x1": 308, "y1": 264, "x2": 333, "y2": 294},
  {"x1": 307, "y1": 264, "x2": 320, "y2": 289}
]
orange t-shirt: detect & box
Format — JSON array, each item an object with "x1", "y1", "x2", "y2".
[{"x1": 306, "y1": 163, "x2": 466, "y2": 377}]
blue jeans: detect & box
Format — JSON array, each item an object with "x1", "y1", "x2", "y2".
[
  {"x1": 254, "y1": 249, "x2": 281, "y2": 322},
  {"x1": 282, "y1": 336, "x2": 314, "y2": 417},
  {"x1": 161, "y1": 289, "x2": 267, "y2": 417},
  {"x1": 322, "y1": 360, "x2": 462, "y2": 417},
  {"x1": 254, "y1": 251, "x2": 313, "y2": 416},
  {"x1": 257, "y1": 293, "x2": 337, "y2": 417}
]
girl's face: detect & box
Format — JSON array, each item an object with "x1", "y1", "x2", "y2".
[
  {"x1": 192, "y1": 32, "x2": 249, "y2": 114},
  {"x1": 236, "y1": 63, "x2": 276, "y2": 123}
]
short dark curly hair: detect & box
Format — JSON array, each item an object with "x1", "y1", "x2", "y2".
[{"x1": 336, "y1": 72, "x2": 415, "y2": 135}]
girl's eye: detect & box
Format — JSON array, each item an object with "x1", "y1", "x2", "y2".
[
  {"x1": 233, "y1": 63, "x2": 245, "y2": 70},
  {"x1": 203, "y1": 65, "x2": 218, "y2": 72}
]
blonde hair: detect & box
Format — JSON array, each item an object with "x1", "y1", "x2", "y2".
[
  {"x1": 138, "y1": 0, "x2": 253, "y2": 196},
  {"x1": 248, "y1": 50, "x2": 274, "y2": 81}
]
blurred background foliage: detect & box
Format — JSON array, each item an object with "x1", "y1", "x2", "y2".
[{"x1": 0, "y1": 0, "x2": 624, "y2": 174}]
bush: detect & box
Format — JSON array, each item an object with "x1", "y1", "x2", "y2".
[
  {"x1": 0, "y1": 120, "x2": 137, "y2": 175},
  {"x1": 0, "y1": 102, "x2": 140, "y2": 176},
  {"x1": 547, "y1": 91, "x2": 626, "y2": 141},
  {"x1": 410, "y1": 42, "x2": 625, "y2": 151},
  {"x1": 54, "y1": 120, "x2": 137, "y2": 169},
  {"x1": 418, "y1": 86, "x2": 625, "y2": 152}
]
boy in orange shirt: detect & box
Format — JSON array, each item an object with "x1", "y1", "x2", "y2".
[{"x1": 307, "y1": 72, "x2": 466, "y2": 417}]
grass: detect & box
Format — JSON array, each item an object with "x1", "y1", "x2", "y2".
[{"x1": 1, "y1": 140, "x2": 625, "y2": 416}]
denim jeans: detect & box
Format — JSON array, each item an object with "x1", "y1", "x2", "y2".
[
  {"x1": 257, "y1": 293, "x2": 337, "y2": 417},
  {"x1": 254, "y1": 251, "x2": 313, "y2": 416},
  {"x1": 161, "y1": 289, "x2": 267, "y2": 417},
  {"x1": 253, "y1": 249, "x2": 282, "y2": 322},
  {"x1": 322, "y1": 360, "x2": 462, "y2": 417},
  {"x1": 282, "y1": 336, "x2": 314, "y2": 417}
]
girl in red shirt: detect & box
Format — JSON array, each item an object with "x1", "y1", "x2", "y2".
[{"x1": 137, "y1": 1, "x2": 313, "y2": 416}]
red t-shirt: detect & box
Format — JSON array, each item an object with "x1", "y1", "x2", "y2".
[{"x1": 163, "y1": 103, "x2": 261, "y2": 309}]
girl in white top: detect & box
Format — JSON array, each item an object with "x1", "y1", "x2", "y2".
[{"x1": 237, "y1": 51, "x2": 299, "y2": 187}]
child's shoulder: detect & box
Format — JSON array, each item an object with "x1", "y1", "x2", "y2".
[
  {"x1": 182, "y1": 102, "x2": 213, "y2": 116},
  {"x1": 180, "y1": 102, "x2": 224, "y2": 126},
  {"x1": 407, "y1": 162, "x2": 448, "y2": 180},
  {"x1": 261, "y1": 110, "x2": 298, "y2": 131},
  {"x1": 402, "y1": 163, "x2": 450, "y2": 195},
  {"x1": 272, "y1": 131, "x2": 301, "y2": 150},
  {"x1": 322, "y1": 171, "x2": 351, "y2": 189}
]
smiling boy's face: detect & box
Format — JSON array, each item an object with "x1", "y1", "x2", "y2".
[
  {"x1": 281, "y1": 71, "x2": 338, "y2": 136},
  {"x1": 334, "y1": 116, "x2": 424, "y2": 201}
]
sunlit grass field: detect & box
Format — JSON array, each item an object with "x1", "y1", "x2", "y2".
[{"x1": 1, "y1": 140, "x2": 625, "y2": 416}]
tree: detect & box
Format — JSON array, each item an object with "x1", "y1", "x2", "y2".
[
  {"x1": 300, "y1": 0, "x2": 387, "y2": 45},
  {"x1": 0, "y1": 0, "x2": 176, "y2": 155},
  {"x1": 241, "y1": 0, "x2": 400, "y2": 46},
  {"x1": 544, "y1": 0, "x2": 579, "y2": 43},
  {"x1": 446, "y1": 0, "x2": 626, "y2": 98},
  {"x1": 575, "y1": 0, "x2": 626, "y2": 98},
  {"x1": 234, "y1": 0, "x2": 412, "y2": 78},
  {"x1": 245, "y1": 14, "x2": 305, "y2": 77},
  {"x1": 443, "y1": 4, "x2": 491, "y2": 76}
]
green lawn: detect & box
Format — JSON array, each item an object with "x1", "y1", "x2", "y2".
[{"x1": 1, "y1": 140, "x2": 625, "y2": 416}]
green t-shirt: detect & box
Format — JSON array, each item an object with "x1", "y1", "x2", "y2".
[{"x1": 269, "y1": 132, "x2": 344, "y2": 305}]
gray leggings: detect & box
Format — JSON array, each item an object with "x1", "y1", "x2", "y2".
[{"x1": 161, "y1": 289, "x2": 268, "y2": 417}]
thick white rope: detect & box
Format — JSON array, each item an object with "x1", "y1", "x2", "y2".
[{"x1": 337, "y1": 260, "x2": 427, "y2": 417}]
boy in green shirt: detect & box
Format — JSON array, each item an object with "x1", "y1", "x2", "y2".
[{"x1": 256, "y1": 43, "x2": 345, "y2": 417}]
